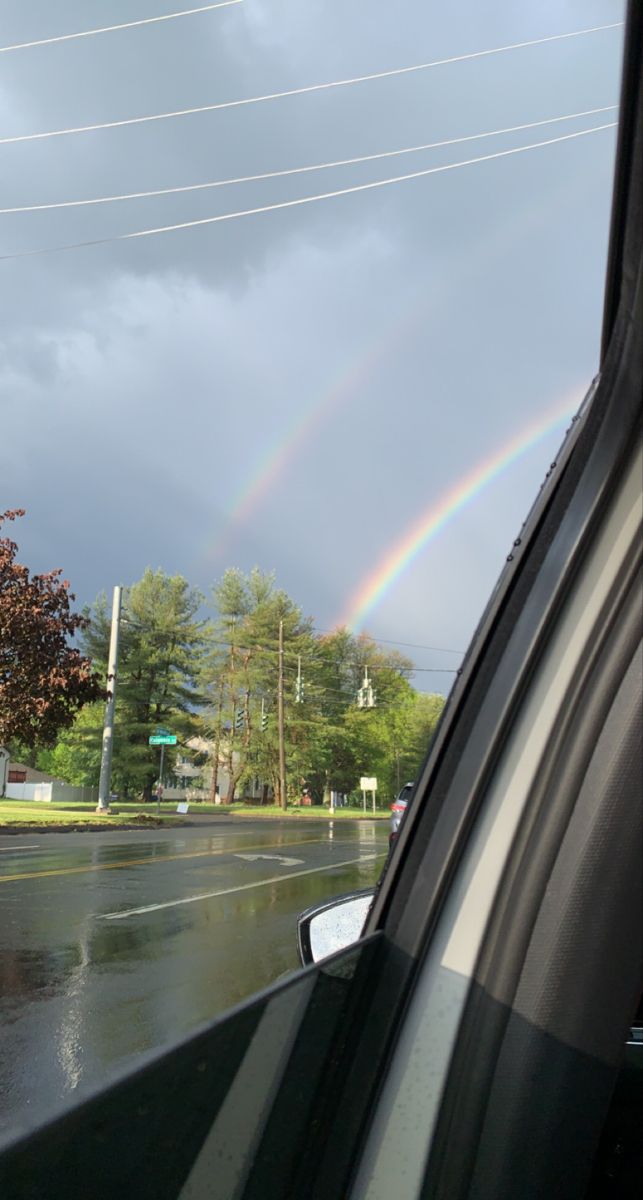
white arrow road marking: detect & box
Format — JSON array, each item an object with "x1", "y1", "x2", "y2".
[
  {"x1": 99, "y1": 852, "x2": 387, "y2": 920},
  {"x1": 234, "y1": 853, "x2": 304, "y2": 866}
]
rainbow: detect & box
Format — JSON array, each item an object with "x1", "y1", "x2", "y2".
[
  {"x1": 339, "y1": 388, "x2": 583, "y2": 631},
  {"x1": 206, "y1": 296, "x2": 426, "y2": 565},
  {"x1": 201, "y1": 171, "x2": 580, "y2": 572},
  {"x1": 209, "y1": 354, "x2": 371, "y2": 563}
]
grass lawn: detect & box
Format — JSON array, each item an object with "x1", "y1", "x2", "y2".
[
  {"x1": 201, "y1": 803, "x2": 390, "y2": 819},
  {"x1": 0, "y1": 799, "x2": 173, "y2": 829},
  {"x1": 0, "y1": 798, "x2": 389, "y2": 825},
  {"x1": 65, "y1": 800, "x2": 389, "y2": 819}
]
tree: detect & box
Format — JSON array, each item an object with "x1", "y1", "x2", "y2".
[
  {"x1": 201, "y1": 584, "x2": 447, "y2": 808},
  {"x1": 0, "y1": 510, "x2": 100, "y2": 747},
  {"x1": 304, "y1": 628, "x2": 418, "y2": 802},
  {"x1": 204, "y1": 569, "x2": 316, "y2": 806},
  {"x1": 394, "y1": 691, "x2": 445, "y2": 788},
  {"x1": 82, "y1": 569, "x2": 207, "y2": 797},
  {"x1": 36, "y1": 701, "x2": 104, "y2": 785}
]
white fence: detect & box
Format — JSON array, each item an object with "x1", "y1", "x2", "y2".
[
  {"x1": 6, "y1": 783, "x2": 34, "y2": 801},
  {"x1": 5, "y1": 782, "x2": 99, "y2": 805}
]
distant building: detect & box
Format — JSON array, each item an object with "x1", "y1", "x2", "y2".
[
  {"x1": 7, "y1": 763, "x2": 63, "y2": 785},
  {"x1": 178, "y1": 737, "x2": 273, "y2": 803}
]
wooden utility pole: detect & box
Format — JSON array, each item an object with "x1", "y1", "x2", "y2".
[{"x1": 278, "y1": 619, "x2": 287, "y2": 809}]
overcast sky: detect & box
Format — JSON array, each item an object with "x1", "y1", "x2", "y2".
[{"x1": 1, "y1": 0, "x2": 625, "y2": 689}]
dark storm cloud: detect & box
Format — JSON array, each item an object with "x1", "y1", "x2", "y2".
[{"x1": 1, "y1": 0, "x2": 626, "y2": 674}]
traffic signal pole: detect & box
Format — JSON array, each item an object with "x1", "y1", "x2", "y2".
[
  {"x1": 278, "y1": 619, "x2": 287, "y2": 809},
  {"x1": 97, "y1": 586, "x2": 123, "y2": 813},
  {"x1": 157, "y1": 743, "x2": 165, "y2": 818}
]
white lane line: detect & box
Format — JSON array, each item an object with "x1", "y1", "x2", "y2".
[
  {"x1": 98, "y1": 852, "x2": 387, "y2": 920},
  {"x1": 234, "y1": 853, "x2": 304, "y2": 866},
  {"x1": 0, "y1": 844, "x2": 40, "y2": 852}
]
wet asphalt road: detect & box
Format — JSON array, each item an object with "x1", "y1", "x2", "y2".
[{"x1": 0, "y1": 819, "x2": 388, "y2": 1136}]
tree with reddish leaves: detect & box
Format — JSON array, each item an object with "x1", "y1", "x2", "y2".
[{"x1": 0, "y1": 510, "x2": 101, "y2": 746}]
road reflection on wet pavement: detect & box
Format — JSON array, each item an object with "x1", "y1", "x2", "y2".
[{"x1": 0, "y1": 819, "x2": 388, "y2": 1135}]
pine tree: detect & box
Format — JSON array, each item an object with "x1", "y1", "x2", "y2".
[{"x1": 82, "y1": 569, "x2": 207, "y2": 797}]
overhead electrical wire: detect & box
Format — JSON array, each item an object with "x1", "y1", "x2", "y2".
[
  {"x1": 204, "y1": 638, "x2": 454, "y2": 673},
  {"x1": 0, "y1": 122, "x2": 617, "y2": 262},
  {"x1": 131, "y1": 623, "x2": 463, "y2": 658},
  {"x1": 0, "y1": 106, "x2": 617, "y2": 215},
  {"x1": 311, "y1": 629, "x2": 464, "y2": 654},
  {"x1": 127, "y1": 624, "x2": 462, "y2": 661},
  {"x1": 0, "y1": 2, "x2": 244, "y2": 55},
  {"x1": 0, "y1": 22, "x2": 622, "y2": 147}
]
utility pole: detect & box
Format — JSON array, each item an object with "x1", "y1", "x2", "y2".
[
  {"x1": 278, "y1": 619, "x2": 287, "y2": 810},
  {"x1": 157, "y1": 743, "x2": 165, "y2": 819},
  {"x1": 209, "y1": 678, "x2": 225, "y2": 804},
  {"x1": 226, "y1": 616, "x2": 236, "y2": 805},
  {"x1": 97, "y1": 586, "x2": 122, "y2": 813}
]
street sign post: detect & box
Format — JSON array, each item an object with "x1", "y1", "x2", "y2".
[{"x1": 148, "y1": 731, "x2": 177, "y2": 815}]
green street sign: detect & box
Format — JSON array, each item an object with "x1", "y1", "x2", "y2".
[{"x1": 149, "y1": 734, "x2": 177, "y2": 746}]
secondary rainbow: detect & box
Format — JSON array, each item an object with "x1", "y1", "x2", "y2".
[
  {"x1": 339, "y1": 389, "x2": 584, "y2": 632},
  {"x1": 206, "y1": 297, "x2": 426, "y2": 566},
  {"x1": 202, "y1": 174, "x2": 578, "y2": 572}
]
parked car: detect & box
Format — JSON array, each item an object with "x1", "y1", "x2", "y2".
[
  {"x1": 389, "y1": 781, "x2": 414, "y2": 842},
  {"x1": 0, "y1": 6, "x2": 640, "y2": 1199}
]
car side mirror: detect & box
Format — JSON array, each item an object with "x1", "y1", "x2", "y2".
[{"x1": 297, "y1": 889, "x2": 375, "y2": 965}]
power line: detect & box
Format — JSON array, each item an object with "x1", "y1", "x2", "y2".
[
  {"x1": 312, "y1": 628, "x2": 464, "y2": 654},
  {"x1": 0, "y1": 123, "x2": 616, "y2": 262},
  {"x1": 282, "y1": 660, "x2": 457, "y2": 676},
  {"x1": 204, "y1": 636, "x2": 452, "y2": 673},
  {"x1": 0, "y1": 2, "x2": 244, "y2": 55},
  {"x1": 199, "y1": 620, "x2": 463, "y2": 657},
  {"x1": 199, "y1": 631, "x2": 459, "y2": 673},
  {"x1": 0, "y1": 22, "x2": 622, "y2": 147},
  {"x1": 408, "y1": 667, "x2": 459, "y2": 674},
  {"x1": 0, "y1": 106, "x2": 616, "y2": 215}
]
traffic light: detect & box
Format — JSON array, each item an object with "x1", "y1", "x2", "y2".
[
  {"x1": 294, "y1": 656, "x2": 304, "y2": 703},
  {"x1": 357, "y1": 668, "x2": 376, "y2": 708}
]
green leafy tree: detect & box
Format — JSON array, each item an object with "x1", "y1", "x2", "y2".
[
  {"x1": 394, "y1": 691, "x2": 445, "y2": 790},
  {"x1": 204, "y1": 569, "x2": 316, "y2": 806},
  {"x1": 207, "y1": 604, "x2": 444, "y2": 808},
  {"x1": 302, "y1": 629, "x2": 417, "y2": 803},
  {"x1": 36, "y1": 701, "x2": 104, "y2": 785}
]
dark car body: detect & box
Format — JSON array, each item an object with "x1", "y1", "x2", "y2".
[{"x1": 389, "y1": 781, "x2": 414, "y2": 842}]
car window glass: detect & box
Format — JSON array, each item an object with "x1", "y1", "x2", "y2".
[{"x1": 0, "y1": 0, "x2": 625, "y2": 1137}]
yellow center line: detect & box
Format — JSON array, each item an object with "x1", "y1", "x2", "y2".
[{"x1": 0, "y1": 835, "x2": 341, "y2": 884}]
